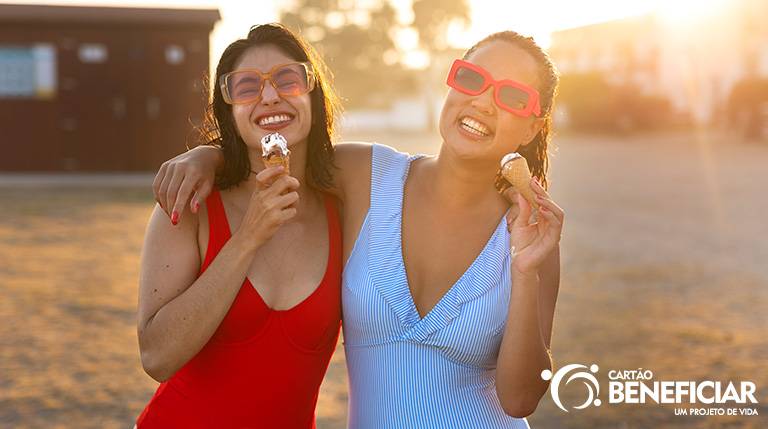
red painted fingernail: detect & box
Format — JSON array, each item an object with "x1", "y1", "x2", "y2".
[
  {"x1": 171, "y1": 211, "x2": 179, "y2": 225},
  {"x1": 193, "y1": 201, "x2": 200, "y2": 212}
]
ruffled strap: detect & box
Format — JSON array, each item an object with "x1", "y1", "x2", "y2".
[{"x1": 367, "y1": 144, "x2": 423, "y2": 329}]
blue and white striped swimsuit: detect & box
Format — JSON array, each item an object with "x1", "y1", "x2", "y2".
[{"x1": 342, "y1": 144, "x2": 530, "y2": 428}]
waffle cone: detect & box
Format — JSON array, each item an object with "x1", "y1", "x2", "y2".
[
  {"x1": 501, "y1": 157, "x2": 538, "y2": 209},
  {"x1": 263, "y1": 154, "x2": 290, "y2": 175}
]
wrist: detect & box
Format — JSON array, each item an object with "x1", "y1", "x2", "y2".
[
  {"x1": 511, "y1": 266, "x2": 539, "y2": 283},
  {"x1": 229, "y1": 230, "x2": 264, "y2": 255},
  {"x1": 196, "y1": 143, "x2": 225, "y2": 174}
]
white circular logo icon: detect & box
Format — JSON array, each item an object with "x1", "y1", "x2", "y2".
[{"x1": 541, "y1": 364, "x2": 601, "y2": 412}]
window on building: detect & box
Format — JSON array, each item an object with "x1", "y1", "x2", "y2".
[
  {"x1": 165, "y1": 45, "x2": 185, "y2": 65},
  {"x1": 78, "y1": 43, "x2": 108, "y2": 63},
  {"x1": 0, "y1": 44, "x2": 57, "y2": 99}
]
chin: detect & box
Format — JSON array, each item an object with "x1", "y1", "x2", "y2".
[
  {"x1": 444, "y1": 129, "x2": 496, "y2": 161},
  {"x1": 444, "y1": 136, "x2": 484, "y2": 162}
]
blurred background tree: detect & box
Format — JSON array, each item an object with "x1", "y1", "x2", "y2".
[
  {"x1": 558, "y1": 73, "x2": 675, "y2": 133},
  {"x1": 412, "y1": 0, "x2": 469, "y2": 52},
  {"x1": 281, "y1": 0, "x2": 469, "y2": 111},
  {"x1": 557, "y1": 73, "x2": 616, "y2": 131},
  {"x1": 282, "y1": 0, "x2": 412, "y2": 109},
  {"x1": 412, "y1": 0, "x2": 469, "y2": 129},
  {"x1": 727, "y1": 77, "x2": 768, "y2": 140}
]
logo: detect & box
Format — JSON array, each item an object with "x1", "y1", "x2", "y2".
[
  {"x1": 541, "y1": 363, "x2": 601, "y2": 412},
  {"x1": 540, "y1": 363, "x2": 760, "y2": 417}
]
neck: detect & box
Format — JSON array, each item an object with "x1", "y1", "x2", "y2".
[{"x1": 426, "y1": 142, "x2": 504, "y2": 209}]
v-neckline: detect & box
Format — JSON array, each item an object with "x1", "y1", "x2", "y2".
[
  {"x1": 216, "y1": 189, "x2": 333, "y2": 313},
  {"x1": 398, "y1": 156, "x2": 507, "y2": 322}
]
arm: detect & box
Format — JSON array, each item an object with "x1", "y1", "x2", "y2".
[
  {"x1": 538, "y1": 246, "x2": 560, "y2": 349},
  {"x1": 138, "y1": 168, "x2": 298, "y2": 382},
  {"x1": 152, "y1": 142, "x2": 374, "y2": 224},
  {"x1": 495, "y1": 180, "x2": 564, "y2": 417}
]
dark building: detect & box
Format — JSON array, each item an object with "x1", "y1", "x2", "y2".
[{"x1": 0, "y1": 4, "x2": 220, "y2": 171}]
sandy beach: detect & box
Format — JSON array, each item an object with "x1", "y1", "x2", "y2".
[{"x1": 1, "y1": 132, "x2": 766, "y2": 428}]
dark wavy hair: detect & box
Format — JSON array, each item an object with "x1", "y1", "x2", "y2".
[
  {"x1": 467, "y1": 31, "x2": 559, "y2": 190},
  {"x1": 197, "y1": 23, "x2": 342, "y2": 190}
]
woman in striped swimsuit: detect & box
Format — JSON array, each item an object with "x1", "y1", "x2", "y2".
[{"x1": 154, "y1": 30, "x2": 563, "y2": 428}]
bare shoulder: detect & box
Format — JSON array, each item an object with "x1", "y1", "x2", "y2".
[
  {"x1": 138, "y1": 204, "x2": 201, "y2": 327},
  {"x1": 333, "y1": 142, "x2": 373, "y2": 203},
  {"x1": 335, "y1": 141, "x2": 373, "y2": 175},
  {"x1": 143, "y1": 203, "x2": 201, "y2": 248}
]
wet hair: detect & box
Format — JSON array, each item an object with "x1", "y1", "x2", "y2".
[
  {"x1": 465, "y1": 31, "x2": 559, "y2": 190},
  {"x1": 198, "y1": 23, "x2": 341, "y2": 190}
]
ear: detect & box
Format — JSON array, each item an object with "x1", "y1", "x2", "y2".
[{"x1": 520, "y1": 117, "x2": 546, "y2": 147}]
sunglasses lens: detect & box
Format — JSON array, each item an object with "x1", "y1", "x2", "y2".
[
  {"x1": 224, "y1": 64, "x2": 313, "y2": 104},
  {"x1": 227, "y1": 72, "x2": 263, "y2": 103},
  {"x1": 454, "y1": 66, "x2": 485, "y2": 92},
  {"x1": 272, "y1": 64, "x2": 311, "y2": 96},
  {"x1": 498, "y1": 85, "x2": 530, "y2": 111}
]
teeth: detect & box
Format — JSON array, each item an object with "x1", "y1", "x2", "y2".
[
  {"x1": 258, "y1": 114, "x2": 292, "y2": 126},
  {"x1": 460, "y1": 117, "x2": 491, "y2": 137}
]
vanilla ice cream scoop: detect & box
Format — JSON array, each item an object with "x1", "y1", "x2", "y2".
[
  {"x1": 260, "y1": 132, "x2": 290, "y2": 174},
  {"x1": 500, "y1": 152, "x2": 538, "y2": 209}
]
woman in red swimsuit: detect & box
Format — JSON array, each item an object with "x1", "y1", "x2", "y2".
[{"x1": 135, "y1": 23, "x2": 342, "y2": 428}]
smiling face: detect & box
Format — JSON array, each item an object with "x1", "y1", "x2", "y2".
[
  {"x1": 230, "y1": 44, "x2": 312, "y2": 150},
  {"x1": 438, "y1": 40, "x2": 545, "y2": 163}
]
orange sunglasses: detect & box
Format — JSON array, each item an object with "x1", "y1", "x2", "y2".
[{"x1": 220, "y1": 62, "x2": 316, "y2": 105}]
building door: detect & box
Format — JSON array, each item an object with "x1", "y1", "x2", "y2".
[
  {"x1": 57, "y1": 29, "x2": 137, "y2": 171},
  {"x1": 128, "y1": 29, "x2": 208, "y2": 171}
]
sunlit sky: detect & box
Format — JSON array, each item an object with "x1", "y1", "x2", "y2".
[{"x1": 5, "y1": 0, "x2": 721, "y2": 69}]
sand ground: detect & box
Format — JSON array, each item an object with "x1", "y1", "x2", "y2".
[{"x1": 1, "y1": 132, "x2": 766, "y2": 428}]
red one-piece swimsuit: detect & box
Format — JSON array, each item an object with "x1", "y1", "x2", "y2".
[{"x1": 136, "y1": 188, "x2": 342, "y2": 429}]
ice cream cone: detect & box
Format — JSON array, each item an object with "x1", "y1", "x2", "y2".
[
  {"x1": 500, "y1": 152, "x2": 538, "y2": 209},
  {"x1": 260, "y1": 132, "x2": 290, "y2": 175},
  {"x1": 263, "y1": 153, "x2": 290, "y2": 173}
]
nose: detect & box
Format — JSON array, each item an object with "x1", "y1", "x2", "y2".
[
  {"x1": 471, "y1": 86, "x2": 496, "y2": 116},
  {"x1": 260, "y1": 79, "x2": 281, "y2": 106}
]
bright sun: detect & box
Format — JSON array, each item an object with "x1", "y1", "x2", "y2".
[
  {"x1": 651, "y1": 0, "x2": 731, "y2": 22},
  {"x1": 458, "y1": 0, "x2": 736, "y2": 51}
]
